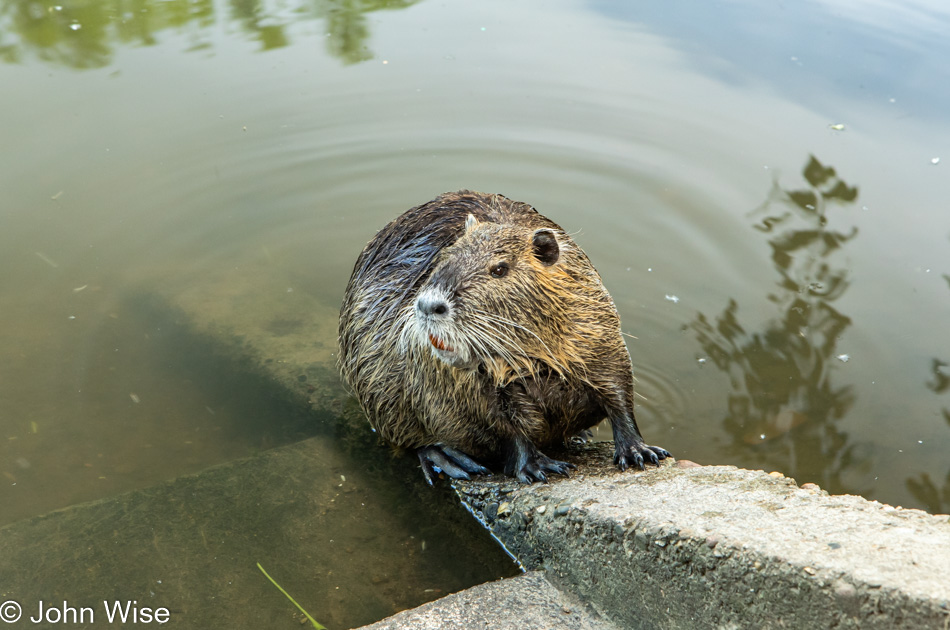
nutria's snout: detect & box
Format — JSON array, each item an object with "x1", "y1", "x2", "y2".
[
  {"x1": 414, "y1": 287, "x2": 471, "y2": 366},
  {"x1": 415, "y1": 289, "x2": 452, "y2": 320}
]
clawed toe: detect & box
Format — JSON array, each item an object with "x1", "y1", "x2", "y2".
[
  {"x1": 614, "y1": 441, "x2": 670, "y2": 472},
  {"x1": 417, "y1": 444, "x2": 490, "y2": 486},
  {"x1": 512, "y1": 454, "x2": 575, "y2": 484}
]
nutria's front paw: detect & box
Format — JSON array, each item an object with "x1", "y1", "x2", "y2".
[
  {"x1": 614, "y1": 441, "x2": 670, "y2": 471},
  {"x1": 416, "y1": 444, "x2": 491, "y2": 486},
  {"x1": 509, "y1": 452, "x2": 575, "y2": 484}
]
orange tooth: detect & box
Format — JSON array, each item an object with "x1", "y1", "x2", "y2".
[{"x1": 428, "y1": 333, "x2": 453, "y2": 352}]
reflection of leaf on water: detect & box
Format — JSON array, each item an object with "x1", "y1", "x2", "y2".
[
  {"x1": 0, "y1": 0, "x2": 419, "y2": 69},
  {"x1": 906, "y1": 471, "x2": 950, "y2": 515},
  {"x1": 927, "y1": 359, "x2": 950, "y2": 395},
  {"x1": 0, "y1": 2, "x2": 114, "y2": 68},
  {"x1": 690, "y1": 155, "x2": 865, "y2": 494},
  {"x1": 229, "y1": 0, "x2": 290, "y2": 51}
]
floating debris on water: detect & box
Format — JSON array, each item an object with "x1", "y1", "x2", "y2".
[
  {"x1": 35, "y1": 251, "x2": 59, "y2": 268},
  {"x1": 829, "y1": 123, "x2": 845, "y2": 131},
  {"x1": 931, "y1": 157, "x2": 940, "y2": 165},
  {"x1": 73, "y1": 285, "x2": 88, "y2": 293},
  {"x1": 665, "y1": 294, "x2": 680, "y2": 303},
  {"x1": 697, "y1": 357, "x2": 707, "y2": 365},
  {"x1": 743, "y1": 409, "x2": 809, "y2": 444},
  {"x1": 51, "y1": 190, "x2": 63, "y2": 200},
  {"x1": 836, "y1": 354, "x2": 850, "y2": 362},
  {"x1": 129, "y1": 393, "x2": 141, "y2": 403}
]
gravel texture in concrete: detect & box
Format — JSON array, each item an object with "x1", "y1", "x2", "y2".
[
  {"x1": 455, "y1": 448, "x2": 950, "y2": 630},
  {"x1": 354, "y1": 571, "x2": 618, "y2": 630}
]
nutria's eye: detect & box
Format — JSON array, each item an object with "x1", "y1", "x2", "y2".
[{"x1": 489, "y1": 262, "x2": 509, "y2": 278}]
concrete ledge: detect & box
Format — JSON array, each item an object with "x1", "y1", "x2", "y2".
[
  {"x1": 454, "y1": 447, "x2": 950, "y2": 629},
  {"x1": 355, "y1": 571, "x2": 617, "y2": 630}
]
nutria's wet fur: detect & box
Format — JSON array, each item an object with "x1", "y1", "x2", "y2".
[{"x1": 338, "y1": 190, "x2": 669, "y2": 484}]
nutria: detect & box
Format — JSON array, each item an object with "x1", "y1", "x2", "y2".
[{"x1": 338, "y1": 190, "x2": 669, "y2": 484}]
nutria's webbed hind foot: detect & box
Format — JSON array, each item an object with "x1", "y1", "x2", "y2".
[
  {"x1": 416, "y1": 444, "x2": 491, "y2": 486},
  {"x1": 614, "y1": 438, "x2": 671, "y2": 471},
  {"x1": 505, "y1": 436, "x2": 575, "y2": 484},
  {"x1": 567, "y1": 428, "x2": 595, "y2": 446}
]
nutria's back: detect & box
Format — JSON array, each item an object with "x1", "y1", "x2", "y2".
[{"x1": 338, "y1": 190, "x2": 669, "y2": 483}]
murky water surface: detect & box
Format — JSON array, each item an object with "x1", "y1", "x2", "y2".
[{"x1": 2, "y1": 0, "x2": 950, "y2": 624}]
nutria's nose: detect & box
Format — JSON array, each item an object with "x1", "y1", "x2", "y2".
[{"x1": 416, "y1": 293, "x2": 450, "y2": 318}]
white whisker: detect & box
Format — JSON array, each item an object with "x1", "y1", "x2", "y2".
[{"x1": 469, "y1": 309, "x2": 568, "y2": 375}]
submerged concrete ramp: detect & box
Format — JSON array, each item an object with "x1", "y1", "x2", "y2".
[
  {"x1": 0, "y1": 437, "x2": 514, "y2": 629},
  {"x1": 451, "y1": 448, "x2": 950, "y2": 630}
]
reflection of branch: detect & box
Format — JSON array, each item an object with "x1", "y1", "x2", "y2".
[
  {"x1": 323, "y1": 1, "x2": 373, "y2": 64},
  {"x1": 906, "y1": 471, "x2": 950, "y2": 515},
  {"x1": 690, "y1": 156, "x2": 863, "y2": 492}
]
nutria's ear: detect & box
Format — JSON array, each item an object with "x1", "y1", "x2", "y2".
[
  {"x1": 532, "y1": 229, "x2": 560, "y2": 266},
  {"x1": 464, "y1": 214, "x2": 479, "y2": 234}
]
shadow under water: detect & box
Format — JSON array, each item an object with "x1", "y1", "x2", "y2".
[{"x1": 689, "y1": 155, "x2": 868, "y2": 497}]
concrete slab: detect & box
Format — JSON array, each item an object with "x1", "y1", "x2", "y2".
[
  {"x1": 455, "y1": 445, "x2": 950, "y2": 630},
  {"x1": 354, "y1": 571, "x2": 618, "y2": 630}
]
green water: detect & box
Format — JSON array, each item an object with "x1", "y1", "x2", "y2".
[{"x1": 2, "y1": 0, "x2": 950, "y2": 625}]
